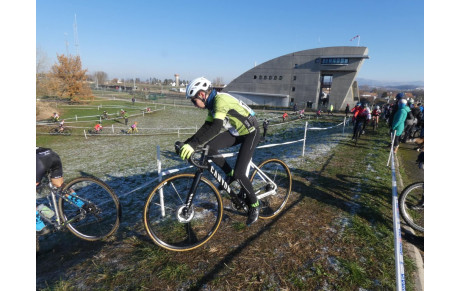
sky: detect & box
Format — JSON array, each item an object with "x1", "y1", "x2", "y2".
[{"x1": 35, "y1": 0, "x2": 424, "y2": 84}]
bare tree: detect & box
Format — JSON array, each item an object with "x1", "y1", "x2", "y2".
[
  {"x1": 94, "y1": 71, "x2": 108, "y2": 86},
  {"x1": 213, "y1": 77, "x2": 225, "y2": 86}
]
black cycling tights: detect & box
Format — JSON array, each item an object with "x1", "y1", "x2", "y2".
[{"x1": 206, "y1": 129, "x2": 260, "y2": 205}]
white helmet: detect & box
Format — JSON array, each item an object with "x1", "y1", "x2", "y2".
[
  {"x1": 376, "y1": 106, "x2": 380, "y2": 110},
  {"x1": 186, "y1": 77, "x2": 212, "y2": 99}
]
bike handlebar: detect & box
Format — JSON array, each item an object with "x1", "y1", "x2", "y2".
[{"x1": 175, "y1": 141, "x2": 210, "y2": 169}]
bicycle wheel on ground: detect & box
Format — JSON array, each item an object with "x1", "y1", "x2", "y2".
[
  {"x1": 49, "y1": 128, "x2": 58, "y2": 134},
  {"x1": 250, "y1": 159, "x2": 292, "y2": 219},
  {"x1": 144, "y1": 174, "x2": 223, "y2": 251},
  {"x1": 399, "y1": 182, "x2": 424, "y2": 232},
  {"x1": 58, "y1": 176, "x2": 121, "y2": 241},
  {"x1": 62, "y1": 128, "x2": 71, "y2": 135}
]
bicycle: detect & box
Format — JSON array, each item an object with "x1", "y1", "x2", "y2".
[
  {"x1": 398, "y1": 154, "x2": 424, "y2": 232},
  {"x1": 36, "y1": 175, "x2": 122, "y2": 251},
  {"x1": 371, "y1": 116, "x2": 379, "y2": 131},
  {"x1": 352, "y1": 120, "x2": 364, "y2": 146},
  {"x1": 88, "y1": 128, "x2": 103, "y2": 134},
  {"x1": 143, "y1": 143, "x2": 292, "y2": 251},
  {"x1": 49, "y1": 127, "x2": 71, "y2": 135}
]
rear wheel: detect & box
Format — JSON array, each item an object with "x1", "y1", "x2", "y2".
[
  {"x1": 144, "y1": 174, "x2": 223, "y2": 251},
  {"x1": 250, "y1": 159, "x2": 292, "y2": 219},
  {"x1": 58, "y1": 177, "x2": 121, "y2": 241},
  {"x1": 399, "y1": 182, "x2": 424, "y2": 232}
]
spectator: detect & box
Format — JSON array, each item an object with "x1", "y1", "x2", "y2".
[
  {"x1": 401, "y1": 99, "x2": 416, "y2": 142},
  {"x1": 132, "y1": 97, "x2": 136, "y2": 105},
  {"x1": 391, "y1": 99, "x2": 411, "y2": 154},
  {"x1": 262, "y1": 119, "x2": 269, "y2": 139},
  {"x1": 345, "y1": 104, "x2": 350, "y2": 118},
  {"x1": 293, "y1": 103, "x2": 298, "y2": 113},
  {"x1": 328, "y1": 104, "x2": 334, "y2": 115},
  {"x1": 388, "y1": 92, "x2": 405, "y2": 135}
]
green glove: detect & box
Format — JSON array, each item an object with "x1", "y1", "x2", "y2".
[{"x1": 180, "y1": 144, "x2": 195, "y2": 160}]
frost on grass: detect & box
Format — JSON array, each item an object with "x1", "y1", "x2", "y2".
[{"x1": 40, "y1": 105, "x2": 351, "y2": 226}]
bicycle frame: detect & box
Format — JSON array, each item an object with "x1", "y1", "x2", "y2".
[
  {"x1": 38, "y1": 180, "x2": 86, "y2": 230},
  {"x1": 160, "y1": 156, "x2": 278, "y2": 218}
]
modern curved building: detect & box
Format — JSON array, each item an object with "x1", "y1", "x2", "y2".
[{"x1": 223, "y1": 46, "x2": 369, "y2": 110}]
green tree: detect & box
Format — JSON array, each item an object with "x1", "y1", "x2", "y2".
[{"x1": 48, "y1": 54, "x2": 94, "y2": 102}]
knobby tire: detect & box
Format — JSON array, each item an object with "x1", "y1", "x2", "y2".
[
  {"x1": 143, "y1": 173, "x2": 223, "y2": 251},
  {"x1": 250, "y1": 158, "x2": 292, "y2": 219},
  {"x1": 399, "y1": 182, "x2": 424, "y2": 232},
  {"x1": 58, "y1": 176, "x2": 121, "y2": 241}
]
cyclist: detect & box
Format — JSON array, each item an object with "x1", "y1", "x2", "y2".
[
  {"x1": 299, "y1": 109, "x2": 305, "y2": 119},
  {"x1": 177, "y1": 77, "x2": 261, "y2": 226},
  {"x1": 129, "y1": 121, "x2": 138, "y2": 133},
  {"x1": 94, "y1": 122, "x2": 103, "y2": 133},
  {"x1": 351, "y1": 103, "x2": 367, "y2": 140},
  {"x1": 58, "y1": 119, "x2": 65, "y2": 132},
  {"x1": 102, "y1": 110, "x2": 108, "y2": 119},
  {"x1": 350, "y1": 103, "x2": 361, "y2": 126},
  {"x1": 36, "y1": 147, "x2": 64, "y2": 234},
  {"x1": 52, "y1": 112, "x2": 60, "y2": 122},
  {"x1": 282, "y1": 112, "x2": 288, "y2": 122},
  {"x1": 371, "y1": 105, "x2": 381, "y2": 128}
]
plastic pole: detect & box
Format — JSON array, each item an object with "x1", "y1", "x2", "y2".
[{"x1": 302, "y1": 121, "x2": 308, "y2": 157}]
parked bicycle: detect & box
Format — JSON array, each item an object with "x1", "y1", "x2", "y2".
[
  {"x1": 398, "y1": 152, "x2": 424, "y2": 232},
  {"x1": 143, "y1": 143, "x2": 292, "y2": 251},
  {"x1": 36, "y1": 174, "x2": 122, "y2": 251}
]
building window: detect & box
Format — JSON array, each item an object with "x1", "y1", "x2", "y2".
[
  {"x1": 274, "y1": 76, "x2": 278, "y2": 80},
  {"x1": 279, "y1": 76, "x2": 283, "y2": 80},
  {"x1": 254, "y1": 75, "x2": 257, "y2": 79},
  {"x1": 269, "y1": 76, "x2": 272, "y2": 80},
  {"x1": 292, "y1": 87, "x2": 295, "y2": 91},
  {"x1": 259, "y1": 75, "x2": 262, "y2": 80},
  {"x1": 264, "y1": 76, "x2": 267, "y2": 80},
  {"x1": 294, "y1": 64, "x2": 298, "y2": 68},
  {"x1": 293, "y1": 76, "x2": 296, "y2": 81},
  {"x1": 321, "y1": 58, "x2": 349, "y2": 65}
]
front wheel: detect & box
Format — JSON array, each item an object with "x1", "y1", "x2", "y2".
[
  {"x1": 58, "y1": 177, "x2": 121, "y2": 241},
  {"x1": 250, "y1": 159, "x2": 292, "y2": 219},
  {"x1": 144, "y1": 174, "x2": 223, "y2": 251},
  {"x1": 399, "y1": 182, "x2": 424, "y2": 232}
]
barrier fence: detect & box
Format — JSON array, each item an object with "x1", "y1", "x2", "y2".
[
  {"x1": 388, "y1": 130, "x2": 406, "y2": 291},
  {"x1": 117, "y1": 118, "x2": 347, "y2": 198}
]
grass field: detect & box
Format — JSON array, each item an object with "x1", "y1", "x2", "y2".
[{"x1": 36, "y1": 97, "x2": 421, "y2": 290}]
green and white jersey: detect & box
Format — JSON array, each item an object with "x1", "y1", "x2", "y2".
[{"x1": 205, "y1": 92, "x2": 257, "y2": 136}]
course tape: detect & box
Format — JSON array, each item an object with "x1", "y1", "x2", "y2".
[{"x1": 117, "y1": 120, "x2": 343, "y2": 197}]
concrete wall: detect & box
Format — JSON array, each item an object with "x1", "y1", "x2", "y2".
[{"x1": 223, "y1": 46, "x2": 369, "y2": 110}]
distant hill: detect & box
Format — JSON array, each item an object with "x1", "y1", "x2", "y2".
[{"x1": 356, "y1": 78, "x2": 424, "y2": 90}]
